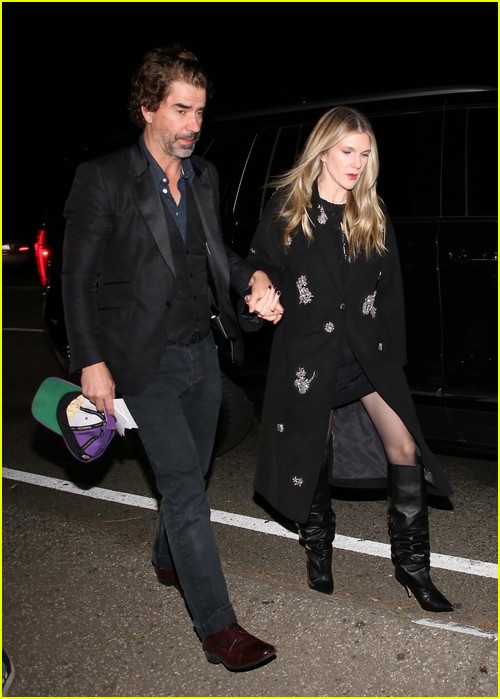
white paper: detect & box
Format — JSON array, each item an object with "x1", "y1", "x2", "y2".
[{"x1": 113, "y1": 398, "x2": 139, "y2": 436}]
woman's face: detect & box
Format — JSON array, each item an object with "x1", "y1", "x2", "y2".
[{"x1": 320, "y1": 132, "x2": 372, "y2": 196}]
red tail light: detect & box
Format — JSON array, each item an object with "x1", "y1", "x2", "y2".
[{"x1": 34, "y1": 227, "x2": 50, "y2": 287}]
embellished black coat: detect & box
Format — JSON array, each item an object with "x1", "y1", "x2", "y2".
[{"x1": 246, "y1": 187, "x2": 452, "y2": 523}]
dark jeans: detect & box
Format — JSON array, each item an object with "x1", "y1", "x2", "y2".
[{"x1": 124, "y1": 335, "x2": 237, "y2": 639}]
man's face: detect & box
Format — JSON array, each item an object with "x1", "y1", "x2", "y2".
[{"x1": 142, "y1": 80, "x2": 206, "y2": 159}]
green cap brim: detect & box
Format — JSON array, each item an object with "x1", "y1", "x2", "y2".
[{"x1": 32, "y1": 377, "x2": 82, "y2": 435}]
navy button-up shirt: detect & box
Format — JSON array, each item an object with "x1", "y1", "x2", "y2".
[{"x1": 140, "y1": 135, "x2": 195, "y2": 241}]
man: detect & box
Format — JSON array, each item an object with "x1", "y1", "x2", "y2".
[{"x1": 62, "y1": 44, "x2": 282, "y2": 671}]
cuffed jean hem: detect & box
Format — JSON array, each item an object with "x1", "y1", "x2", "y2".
[{"x1": 194, "y1": 604, "x2": 238, "y2": 641}]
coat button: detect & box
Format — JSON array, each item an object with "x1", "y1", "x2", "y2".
[{"x1": 339, "y1": 303, "x2": 346, "y2": 310}]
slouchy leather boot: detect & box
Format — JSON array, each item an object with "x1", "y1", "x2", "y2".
[
  {"x1": 387, "y1": 462, "x2": 454, "y2": 612},
  {"x1": 298, "y1": 458, "x2": 335, "y2": 595}
]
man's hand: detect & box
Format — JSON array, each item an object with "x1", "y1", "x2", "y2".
[{"x1": 81, "y1": 362, "x2": 116, "y2": 415}]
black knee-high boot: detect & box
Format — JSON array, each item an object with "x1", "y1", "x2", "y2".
[
  {"x1": 387, "y1": 462, "x2": 454, "y2": 612},
  {"x1": 298, "y1": 456, "x2": 335, "y2": 595}
]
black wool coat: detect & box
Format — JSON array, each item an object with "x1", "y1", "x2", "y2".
[{"x1": 246, "y1": 188, "x2": 453, "y2": 524}]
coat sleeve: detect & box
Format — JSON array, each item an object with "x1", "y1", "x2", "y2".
[{"x1": 245, "y1": 191, "x2": 287, "y2": 289}]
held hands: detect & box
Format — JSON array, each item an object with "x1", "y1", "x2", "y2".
[
  {"x1": 245, "y1": 275, "x2": 284, "y2": 325},
  {"x1": 81, "y1": 362, "x2": 116, "y2": 416}
]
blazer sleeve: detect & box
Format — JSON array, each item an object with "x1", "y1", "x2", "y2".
[
  {"x1": 238, "y1": 191, "x2": 288, "y2": 331},
  {"x1": 202, "y1": 158, "x2": 257, "y2": 297},
  {"x1": 61, "y1": 159, "x2": 114, "y2": 373}
]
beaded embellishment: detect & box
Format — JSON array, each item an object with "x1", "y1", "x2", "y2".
[
  {"x1": 362, "y1": 291, "x2": 378, "y2": 318},
  {"x1": 294, "y1": 367, "x2": 316, "y2": 394},
  {"x1": 317, "y1": 204, "x2": 328, "y2": 225},
  {"x1": 296, "y1": 275, "x2": 314, "y2": 305}
]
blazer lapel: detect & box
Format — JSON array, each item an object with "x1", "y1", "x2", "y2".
[{"x1": 128, "y1": 144, "x2": 176, "y2": 275}]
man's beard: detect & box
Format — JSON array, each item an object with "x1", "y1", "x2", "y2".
[
  {"x1": 172, "y1": 131, "x2": 199, "y2": 159},
  {"x1": 173, "y1": 143, "x2": 195, "y2": 158}
]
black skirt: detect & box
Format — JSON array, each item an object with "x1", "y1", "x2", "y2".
[{"x1": 332, "y1": 343, "x2": 375, "y2": 408}]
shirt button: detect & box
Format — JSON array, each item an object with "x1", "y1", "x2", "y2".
[{"x1": 339, "y1": 303, "x2": 346, "y2": 310}]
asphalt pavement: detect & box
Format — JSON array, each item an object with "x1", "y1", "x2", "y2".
[{"x1": 3, "y1": 487, "x2": 497, "y2": 697}]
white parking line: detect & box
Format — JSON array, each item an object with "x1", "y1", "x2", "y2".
[
  {"x1": 3, "y1": 327, "x2": 45, "y2": 332},
  {"x1": 414, "y1": 618, "x2": 498, "y2": 640},
  {"x1": 3, "y1": 467, "x2": 498, "y2": 580}
]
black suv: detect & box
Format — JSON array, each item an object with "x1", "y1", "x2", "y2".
[{"x1": 35, "y1": 86, "x2": 498, "y2": 457}]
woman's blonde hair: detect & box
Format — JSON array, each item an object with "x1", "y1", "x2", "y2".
[{"x1": 271, "y1": 106, "x2": 386, "y2": 259}]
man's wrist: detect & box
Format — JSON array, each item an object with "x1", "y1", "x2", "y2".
[{"x1": 249, "y1": 270, "x2": 269, "y2": 286}]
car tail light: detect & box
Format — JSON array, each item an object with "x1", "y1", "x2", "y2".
[{"x1": 34, "y1": 227, "x2": 50, "y2": 287}]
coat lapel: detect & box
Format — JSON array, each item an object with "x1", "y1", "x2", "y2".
[
  {"x1": 313, "y1": 218, "x2": 375, "y2": 299},
  {"x1": 313, "y1": 219, "x2": 346, "y2": 297}
]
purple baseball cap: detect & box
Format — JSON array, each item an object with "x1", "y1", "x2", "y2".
[{"x1": 32, "y1": 377, "x2": 116, "y2": 463}]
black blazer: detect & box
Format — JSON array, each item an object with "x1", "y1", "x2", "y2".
[{"x1": 62, "y1": 140, "x2": 255, "y2": 395}]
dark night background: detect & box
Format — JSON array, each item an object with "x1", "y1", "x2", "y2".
[{"x1": 2, "y1": 1, "x2": 498, "y2": 232}]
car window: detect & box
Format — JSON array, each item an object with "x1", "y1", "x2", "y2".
[
  {"x1": 467, "y1": 107, "x2": 496, "y2": 216},
  {"x1": 261, "y1": 125, "x2": 306, "y2": 208},
  {"x1": 370, "y1": 111, "x2": 442, "y2": 218},
  {"x1": 233, "y1": 127, "x2": 277, "y2": 222},
  {"x1": 202, "y1": 131, "x2": 257, "y2": 219},
  {"x1": 442, "y1": 106, "x2": 497, "y2": 217}
]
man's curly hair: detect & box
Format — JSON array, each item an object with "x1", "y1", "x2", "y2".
[{"x1": 128, "y1": 43, "x2": 212, "y2": 128}]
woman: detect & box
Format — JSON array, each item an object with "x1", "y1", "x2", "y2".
[{"x1": 247, "y1": 106, "x2": 454, "y2": 613}]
